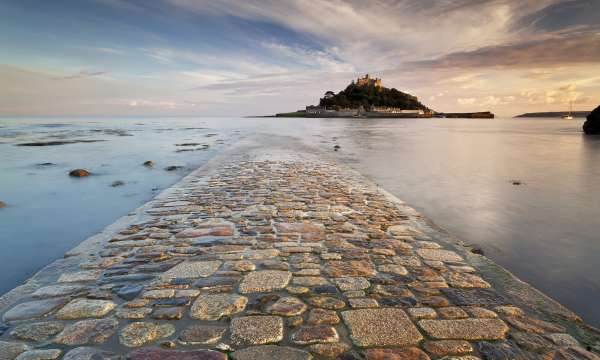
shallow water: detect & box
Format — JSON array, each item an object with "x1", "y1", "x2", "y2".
[{"x1": 1, "y1": 116, "x2": 599, "y2": 326}]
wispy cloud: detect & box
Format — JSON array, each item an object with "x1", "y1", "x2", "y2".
[
  {"x1": 50, "y1": 70, "x2": 109, "y2": 80},
  {"x1": 408, "y1": 31, "x2": 600, "y2": 69}
]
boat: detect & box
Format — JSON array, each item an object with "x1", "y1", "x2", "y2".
[{"x1": 562, "y1": 101, "x2": 573, "y2": 119}]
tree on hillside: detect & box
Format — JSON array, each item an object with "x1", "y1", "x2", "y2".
[{"x1": 318, "y1": 82, "x2": 429, "y2": 110}]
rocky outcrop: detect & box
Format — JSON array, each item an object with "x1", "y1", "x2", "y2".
[
  {"x1": 0, "y1": 201, "x2": 6, "y2": 208},
  {"x1": 69, "y1": 169, "x2": 91, "y2": 177},
  {"x1": 583, "y1": 105, "x2": 600, "y2": 135}
]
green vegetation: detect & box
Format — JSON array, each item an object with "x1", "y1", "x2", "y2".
[{"x1": 319, "y1": 82, "x2": 429, "y2": 110}]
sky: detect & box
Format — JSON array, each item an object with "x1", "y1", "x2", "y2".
[{"x1": 0, "y1": 0, "x2": 599, "y2": 117}]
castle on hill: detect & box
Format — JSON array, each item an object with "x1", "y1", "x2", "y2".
[{"x1": 356, "y1": 74, "x2": 382, "y2": 88}]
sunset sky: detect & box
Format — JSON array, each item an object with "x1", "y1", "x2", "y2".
[{"x1": 1, "y1": 0, "x2": 599, "y2": 117}]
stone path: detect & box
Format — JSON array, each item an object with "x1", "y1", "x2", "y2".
[{"x1": 1, "y1": 144, "x2": 599, "y2": 359}]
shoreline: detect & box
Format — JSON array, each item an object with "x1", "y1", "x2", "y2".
[{"x1": 1, "y1": 134, "x2": 598, "y2": 358}]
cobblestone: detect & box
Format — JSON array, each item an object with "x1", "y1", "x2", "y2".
[{"x1": 0, "y1": 148, "x2": 596, "y2": 358}]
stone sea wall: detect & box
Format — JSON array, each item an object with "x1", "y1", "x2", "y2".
[{"x1": 0, "y1": 135, "x2": 598, "y2": 359}]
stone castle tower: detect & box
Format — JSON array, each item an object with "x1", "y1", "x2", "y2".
[{"x1": 356, "y1": 74, "x2": 382, "y2": 88}]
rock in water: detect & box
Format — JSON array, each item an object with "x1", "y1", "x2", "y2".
[
  {"x1": 143, "y1": 160, "x2": 155, "y2": 167},
  {"x1": 69, "y1": 169, "x2": 91, "y2": 177},
  {"x1": 583, "y1": 105, "x2": 600, "y2": 135},
  {"x1": 0, "y1": 201, "x2": 5, "y2": 208},
  {"x1": 110, "y1": 181, "x2": 125, "y2": 187},
  {"x1": 165, "y1": 166, "x2": 183, "y2": 171}
]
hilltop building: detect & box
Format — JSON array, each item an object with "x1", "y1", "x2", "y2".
[{"x1": 356, "y1": 74, "x2": 382, "y2": 88}]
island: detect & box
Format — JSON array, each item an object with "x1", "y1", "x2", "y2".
[{"x1": 275, "y1": 74, "x2": 494, "y2": 118}]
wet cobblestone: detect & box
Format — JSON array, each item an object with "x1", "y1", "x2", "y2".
[{"x1": 0, "y1": 150, "x2": 598, "y2": 359}]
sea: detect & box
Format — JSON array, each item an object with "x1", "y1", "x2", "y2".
[{"x1": 1, "y1": 116, "x2": 599, "y2": 326}]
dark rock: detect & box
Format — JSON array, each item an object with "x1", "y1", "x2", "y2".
[
  {"x1": 98, "y1": 273, "x2": 155, "y2": 284},
  {"x1": 470, "y1": 246, "x2": 485, "y2": 255},
  {"x1": 110, "y1": 180, "x2": 125, "y2": 187},
  {"x1": 153, "y1": 298, "x2": 190, "y2": 307},
  {"x1": 128, "y1": 348, "x2": 227, "y2": 360},
  {"x1": 193, "y1": 277, "x2": 239, "y2": 289},
  {"x1": 143, "y1": 160, "x2": 155, "y2": 167},
  {"x1": 17, "y1": 140, "x2": 105, "y2": 146},
  {"x1": 69, "y1": 169, "x2": 91, "y2": 177},
  {"x1": 441, "y1": 288, "x2": 508, "y2": 306},
  {"x1": 176, "y1": 143, "x2": 201, "y2": 146},
  {"x1": 478, "y1": 340, "x2": 531, "y2": 360},
  {"x1": 0, "y1": 201, "x2": 5, "y2": 209},
  {"x1": 313, "y1": 285, "x2": 339, "y2": 294},
  {"x1": 165, "y1": 166, "x2": 184, "y2": 171},
  {"x1": 114, "y1": 284, "x2": 144, "y2": 301},
  {"x1": 379, "y1": 297, "x2": 417, "y2": 307},
  {"x1": 334, "y1": 145, "x2": 341, "y2": 151},
  {"x1": 36, "y1": 162, "x2": 56, "y2": 167},
  {"x1": 583, "y1": 105, "x2": 600, "y2": 135}
]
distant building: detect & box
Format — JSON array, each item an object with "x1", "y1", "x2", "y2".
[
  {"x1": 356, "y1": 74, "x2": 382, "y2": 88},
  {"x1": 371, "y1": 106, "x2": 424, "y2": 115},
  {"x1": 305, "y1": 105, "x2": 359, "y2": 117}
]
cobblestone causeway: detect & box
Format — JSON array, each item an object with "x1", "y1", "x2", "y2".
[{"x1": 0, "y1": 144, "x2": 599, "y2": 359}]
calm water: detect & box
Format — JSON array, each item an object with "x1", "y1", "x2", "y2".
[{"x1": 1, "y1": 116, "x2": 599, "y2": 326}]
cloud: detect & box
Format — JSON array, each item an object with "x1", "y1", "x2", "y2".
[
  {"x1": 51, "y1": 70, "x2": 109, "y2": 80},
  {"x1": 168, "y1": 0, "x2": 551, "y2": 69},
  {"x1": 409, "y1": 31, "x2": 600, "y2": 69},
  {"x1": 520, "y1": 84, "x2": 588, "y2": 105},
  {"x1": 261, "y1": 42, "x2": 355, "y2": 73},
  {"x1": 514, "y1": 0, "x2": 600, "y2": 33}
]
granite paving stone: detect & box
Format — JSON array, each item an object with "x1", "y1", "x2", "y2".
[
  {"x1": 0, "y1": 341, "x2": 29, "y2": 360},
  {"x1": 119, "y1": 322, "x2": 175, "y2": 347},
  {"x1": 239, "y1": 270, "x2": 292, "y2": 293},
  {"x1": 161, "y1": 260, "x2": 222, "y2": 279},
  {"x1": 10, "y1": 321, "x2": 65, "y2": 342},
  {"x1": 230, "y1": 315, "x2": 284, "y2": 345},
  {"x1": 14, "y1": 349, "x2": 62, "y2": 360},
  {"x1": 178, "y1": 325, "x2": 227, "y2": 345},
  {"x1": 190, "y1": 293, "x2": 247, "y2": 320},
  {"x1": 61, "y1": 347, "x2": 118, "y2": 360},
  {"x1": 2, "y1": 298, "x2": 69, "y2": 322},
  {"x1": 231, "y1": 345, "x2": 313, "y2": 360},
  {"x1": 54, "y1": 318, "x2": 118, "y2": 345},
  {"x1": 55, "y1": 299, "x2": 116, "y2": 320},
  {"x1": 342, "y1": 308, "x2": 423, "y2": 347},
  {"x1": 291, "y1": 325, "x2": 339, "y2": 344},
  {"x1": 418, "y1": 318, "x2": 509, "y2": 340}
]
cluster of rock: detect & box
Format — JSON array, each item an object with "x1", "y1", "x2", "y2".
[
  {"x1": 583, "y1": 105, "x2": 600, "y2": 135},
  {"x1": 0, "y1": 155, "x2": 598, "y2": 359}
]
